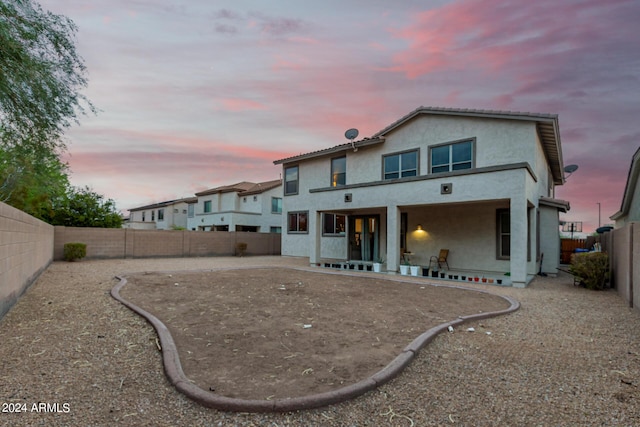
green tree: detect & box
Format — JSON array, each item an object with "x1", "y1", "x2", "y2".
[
  {"x1": 51, "y1": 186, "x2": 122, "y2": 228},
  {"x1": 1, "y1": 0, "x2": 109, "y2": 226},
  {"x1": 0, "y1": 0, "x2": 94, "y2": 150},
  {"x1": 0, "y1": 140, "x2": 69, "y2": 219}
]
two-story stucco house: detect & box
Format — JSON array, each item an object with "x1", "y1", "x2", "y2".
[
  {"x1": 127, "y1": 197, "x2": 196, "y2": 230},
  {"x1": 187, "y1": 180, "x2": 283, "y2": 232},
  {"x1": 610, "y1": 147, "x2": 640, "y2": 228},
  {"x1": 274, "y1": 107, "x2": 570, "y2": 288}
]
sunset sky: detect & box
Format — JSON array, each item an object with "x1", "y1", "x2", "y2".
[{"x1": 38, "y1": 0, "x2": 639, "y2": 233}]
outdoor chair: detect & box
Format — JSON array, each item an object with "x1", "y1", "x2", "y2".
[{"x1": 430, "y1": 249, "x2": 450, "y2": 270}]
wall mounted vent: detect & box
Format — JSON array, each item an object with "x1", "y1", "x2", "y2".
[{"x1": 441, "y1": 183, "x2": 453, "y2": 194}]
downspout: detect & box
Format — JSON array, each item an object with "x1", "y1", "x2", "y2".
[{"x1": 629, "y1": 223, "x2": 634, "y2": 309}]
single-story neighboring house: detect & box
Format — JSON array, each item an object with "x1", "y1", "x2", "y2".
[{"x1": 274, "y1": 106, "x2": 570, "y2": 287}]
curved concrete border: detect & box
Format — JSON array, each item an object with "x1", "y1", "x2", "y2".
[{"x1": 111, "y1": 269, "x2": 519, "y2": 412}]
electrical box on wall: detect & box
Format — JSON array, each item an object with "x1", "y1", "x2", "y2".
[
  {"x1": 344, "y1": 193, "x2": 352, "y2": 203},
  {"x1": 441, "y1": 183, "x2": 453, "y2": 194}
]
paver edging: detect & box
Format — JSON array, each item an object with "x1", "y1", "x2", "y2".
[{"x1": 111, "y1": 270, "x2": 519, "y2": 412}]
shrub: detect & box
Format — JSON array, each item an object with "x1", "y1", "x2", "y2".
[
  {"x1": 64, "y1": 243, "x2": 87, "y2": 262},
  {"x1": 235, "y1": 242, "x2": 247, "y2": 257},
  {"x1": 570, "y1": 252, "x2": 609, "y2": 290}
]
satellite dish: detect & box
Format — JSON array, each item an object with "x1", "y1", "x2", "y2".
[
  {"x1": 563, "y1": 164, "x2": 579, "y2": 179},
  {"x1": 344, "y1": 128, "x2": 359, "y2": 151},
  {"x1": 345, "y1": 128, "x2": 359, "y2": 140},
  {"x1": 564, "y1": 164, "x2": 579, "y2": 174}
]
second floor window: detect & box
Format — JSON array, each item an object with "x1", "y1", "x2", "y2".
[
  {"x1": 271, "y1": 197, "x2": 282, "y2": 214},
  {"x1": 431, "y1": 140, "x2": 473, "y2": 173},
  {"x1": 151, "y1": 210, "x2": 155, "y2": 221},
  {"x1": 158, "y1": 209, "x2": 164, "y2": 221},
  {"x1": 187, "y1": 204, "x2": 195, "y2": 218},
  {"x1": 383, "y1": 150, "x2": 418, "y2": 180},
  {"x1": 285, "y1": 166, "x2": 299, "y2": 195},
  {"x1": 203, "y1": 200, "x2": 212, "y2": 213},
  {"x1": 142, "y1": 212, "x2": 146, "y2": 222},
  {"x1": 331, "y1": 156, "x2": 346, "y2": 187}
]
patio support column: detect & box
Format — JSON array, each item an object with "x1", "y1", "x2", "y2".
[
  {"x1": 510, "y1": 197, "x2": 528, "y2": 287},
  {"x1": 308, "y1": 209, "x2": 321, "y2": 266},
  {"x1": 386, "y1": 205, "x2": 400, "y2": 273}
]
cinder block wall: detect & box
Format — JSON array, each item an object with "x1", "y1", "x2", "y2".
[
  {"x1": 54, "y1": 227, "x2": 281, "y2": 260},
  {"x1": 0, "y1": 202, "x2": 53, "y2": 319},
  {"x1": 602, "y1": 222, "x2": 639, "y2": 310}
]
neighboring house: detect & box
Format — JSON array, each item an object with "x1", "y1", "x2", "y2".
[
  {"x1": 274, "y1": 106, "x2": 570, "y2": 288},
  {"x1": 126, "y1": 197, "x2": 196, "y2": 230},
  {"x1": 611, "y1": 147, "x2": 640, "y2": 228},
  {"x1": 188, "y1": 180, "x2": 283, "y2": 232}
]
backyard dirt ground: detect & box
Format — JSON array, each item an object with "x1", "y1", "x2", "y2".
[
  {"x1": 119, "y1": 267, "x2": 511, "y2": 400},
  {"x1": 2, "y1": 257, "x2": 639, "y2": 426}
]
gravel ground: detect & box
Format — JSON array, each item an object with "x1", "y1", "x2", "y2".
[{"x1": 1, "y1": 256, "x2": 639, "y2": 427}]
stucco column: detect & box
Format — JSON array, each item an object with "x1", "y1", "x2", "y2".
[
  {"x1": 510, "y1": 197, "x2": 528, "y2": 287},
  {"x1": 308, "y1": 209, "x2": 321, "y2": 266},
  {"x1": 386, "y1": 205, "x2": 400, "y2": 273}
]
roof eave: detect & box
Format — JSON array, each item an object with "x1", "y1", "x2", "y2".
[{"x1": 273, "y1": 137, "x2": 385, "y2": 165}]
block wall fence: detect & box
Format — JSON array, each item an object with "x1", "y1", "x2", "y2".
[
  {"x1": 0, "y1": 202, "x2": 54, "y2": 319},
  {"x1": 601, "y1": 222, "x2": 639, "y2": 310},
  {"x1": 53, "y1": 227, "x2": 281, "y2": 260}
]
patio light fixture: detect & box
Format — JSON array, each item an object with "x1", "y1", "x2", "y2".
[{"x1": 416, "y1": 224, "x2": 423, "y2": 231}]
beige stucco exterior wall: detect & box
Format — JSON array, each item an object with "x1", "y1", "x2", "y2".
[
  {"x1": 186, "y1": 187, "x2": 283, "y2": 232},
  {"x1": 616, "y1": 179, "x2": 640, "y2": 227},
  {"x1": 280, "y1": 114, "x2": 561, "y2": 287},
  {"x1": 0, "y1": 202, "x2": 53, "y2": 319},
  {"x1": 128, "y1": 201, "x2": 190, "y2": 230},
  {"x1": 539, "y1": 204, "x2": 562, "y2": 274}
]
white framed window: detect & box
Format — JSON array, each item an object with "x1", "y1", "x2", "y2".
[
  {"x1": 271, "y1": 197, "x2": 282, "y2": 214},
  {"x1": 204, "y1": 200, "x2": 212, "y2": 213},
  {"x1": 331, "y1": 156, "x2": 346, "y2": 187},
  {"x1": 287, "y1": 211, "x2": 308, "y2": 233},
  {"x1": 323, "y1": 213, "x2": 346, "y2": 236},
  {"x1": 284, "y1": 166, "x2": 299, "y2": 195},
  {"x1": 187, "y1": 204, "x2": 194, "y2": 218},
  {"x1": 430, "y1": 139, "x2": 473, "y2": 173},
  {"x1": 383, "y1": 150, "x2": 418, "y2": 180},
  {"x1": 158, "y1": 209, "x2": 164, "y2": 221}
]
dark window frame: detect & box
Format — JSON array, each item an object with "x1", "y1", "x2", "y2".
[
  {"x1": 429, "y1": 138, "x2": 475, "y2": 174},
  {"x1": 322, "y1": 213, "x2": 346, "y2": 236},
  {"x1": 383, "y1": 149, "x2": 419, "y2": 180},
  {"x1": 287, "y1": 211, "x2": 308, "y2": 234},
  {"x1": 496, "y1": 208, "x2": 510, "y2": 260},
  {"x1": 284, "y1": 165, "x2": 299, "y2": 196},
  {"x1": 331, "y1": 156, "x2": 346, "y2": 187}
]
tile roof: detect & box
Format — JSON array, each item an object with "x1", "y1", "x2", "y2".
[
  {"x1": 195, "y1": 179, "x2": 282, "y2": 197},
  {"x1": 128, "y1": 197, "x2": 197, "y2": 212},
  {"x1": 273, "y1": 106, "x2": 564, "y2": 184}
]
